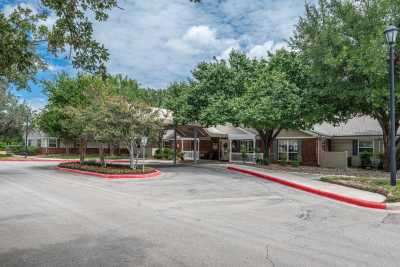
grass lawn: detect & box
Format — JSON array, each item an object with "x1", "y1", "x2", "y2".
[
  {"x1": 41, "y1": 154, "x2": 129, "y2": 160},
  {"x1": 321, "y1": 176, "x2": 400, "y2": 203}
]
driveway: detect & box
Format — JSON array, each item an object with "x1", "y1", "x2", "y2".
[{"x1": 0, "y1": 162, "x2": 399, "y2": 267}]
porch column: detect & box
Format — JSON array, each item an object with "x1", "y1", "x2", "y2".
[
  {"x1": 253, "y1": 138, "x2": 256, "y2": 162},
  {"x1": 181, "y1": 139, "x2": 183, "y2": 152},
  {"x1": 194, "y1": 127, "x2": 198, "y2": 163},
  {"x1": 173, "y1": 121, "x2": 177, "y2": 165}
]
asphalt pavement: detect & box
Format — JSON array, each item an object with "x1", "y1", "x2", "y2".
[{"x1": 0, "y1": 161, "x2": 399, "y2": 267}]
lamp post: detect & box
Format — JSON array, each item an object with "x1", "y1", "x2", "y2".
[{"x1": 384, "y1": 25, "x2": 399, "y2": 186}]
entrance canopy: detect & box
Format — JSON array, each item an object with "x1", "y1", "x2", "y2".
[{"x1": 206, "y1": 125, "x2": 257, "y2": 140}]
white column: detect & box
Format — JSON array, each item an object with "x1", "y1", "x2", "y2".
[{"x1": 253, "y1": 138, "x2": 256, "y2": 162}]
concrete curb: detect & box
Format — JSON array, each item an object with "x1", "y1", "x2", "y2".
[
  {"x1": 227, "y1": 166, "x2": 387, "y2": 210},
  {"x1": 386, "y1": 202, "x2": 400, "y2": 210},
  {"x1": 56, "y1": 166, "x2": 161, "y2": 179}
]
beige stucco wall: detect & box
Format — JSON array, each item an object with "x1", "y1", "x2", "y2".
[
  {"x1": 331, "y1": 138, "x2": 384, "y2": 167},
  {"x1": 320, "y1": 151, "x2": 348, "y2": 169}
]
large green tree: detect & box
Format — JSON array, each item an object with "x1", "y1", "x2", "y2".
[
  {"x1": 180, "y1": 50, "x2": 313, "y2": 162},
  {"x1": 292, "y1": 0, "x2": 400, "y2": 169},
  {"x1": 1, "y1": 1, "x2": 118, "y2": 89},
  {"x1": 0, "y1": 84, "x2": 30, "y2": 143},
  {"x1": 1, "y1": 1, "x2": 200, "y2": 89},
  {"x1": 38, "y1": 74, "x2": 94, "y2": 162}
]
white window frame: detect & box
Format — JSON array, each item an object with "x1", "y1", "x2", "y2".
[
  {"x1": 358, "y1": 139, "x2": 373, "y2": 155},
  {"x1": 278, "y1": 139, "x2": 299, "y2": 161},
  {"x1": 48, "y1": 138, "x2": 58, "y2": 148}
]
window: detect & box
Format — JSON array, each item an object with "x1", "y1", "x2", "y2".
[
  {"x1": 231, "y1": 140, "x2": 254, "y2": 153},
  {"x1": 48, "y1": 138, "x2": 57, "y2": 148},
  {"x1": 359, "y1": 140, "x2": 373, "y2": 154},
  {"x1": 37, "y1": 139, "x2": 41, "y2": 147},
  {"x1": 278, "y1": 140, "x2": 299, "y2": 161},
  {"x1": 288, "y1": 140, "x2": 299, "y2": 161},
  {"x1": 27, "y1": 139, "x2": 32, "y2": 146}
]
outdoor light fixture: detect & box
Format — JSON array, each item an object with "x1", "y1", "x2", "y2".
[
  {"x1": 385, "y1": 25, "x2": 399, "y2": 45},
  {"x1": 384, "y1": 25, "x2": 399, "y2": 186}
]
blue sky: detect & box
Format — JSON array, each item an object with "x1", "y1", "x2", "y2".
[{"x1": 2, "y1": 0, "x2": 315, "y2": 110}]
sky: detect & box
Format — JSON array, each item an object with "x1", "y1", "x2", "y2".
[{"x1": 1, "y1": 0, "x2": 315, "y2": 110}]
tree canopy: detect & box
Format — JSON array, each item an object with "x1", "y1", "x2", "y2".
[{"x1": 292, "y1": 0, "x2": 400, "y2": 169}]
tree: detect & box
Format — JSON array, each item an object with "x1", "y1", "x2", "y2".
[
  {"x1": 1, "y1": 1, "x2": 200, "y2": 89},
  {"x1": 292, "y1": 0, "x2": 400, "y2": 170},
  {"x1": 108, "y1": 97, "x2": 162, "y2": 169},
  {"x1": 38, "y1": 74, "x2": 93, "y2": 162},
  {"x1": 0, "y1": 84, "x2": 30, "y2": 143},
  {"x1": 182, "y1": 50, "x2": 313, "y2": 162},
  {"x1": 1, "y1": 1, "x2": 119, "y2": 89},
  {"x1": 235, "y1": 71, "x2": 305, "y2": 162},
  {"x1": 189, "y1": 51, "x2": 257, "y2": 126}
]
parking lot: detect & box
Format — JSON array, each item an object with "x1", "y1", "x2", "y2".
[{"x1": 0, "y1": 161, "x2": 400, "y2": 267}]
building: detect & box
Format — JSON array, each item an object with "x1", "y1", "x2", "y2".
[
  {"x1": 162, "y1": 116, "x2": 391, "y2": 168},
  {"x1": 26, "y1": 115, "x2": 392, "y2": 169}
]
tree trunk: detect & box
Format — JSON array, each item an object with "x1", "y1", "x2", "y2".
[
  {"x1": 129, "y1": 141, "x2": 135, "y2": 169},
  {"x1": 258, "y1": 128, "x2": 282, "y2": 164},
  {"x1": 79, "y1": 137, "x2": 86, "y2": 164},
  {"x1": 65, "y1": 143, "x2": 70, "y2": 155},
  {"x1": 109, "y1": 143, "x2": 114, "y2": 156},
  {"x1": 99, "y1": 143, "x2": 105, "y2": 166}
]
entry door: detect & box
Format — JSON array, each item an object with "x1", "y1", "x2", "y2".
[{"x1": 220, "y1": 139, "x2": 229, "y2": 161}]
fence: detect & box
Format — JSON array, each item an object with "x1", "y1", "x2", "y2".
[{"x1": 320, "y1": 151, "x2": 348, "y2": 169}]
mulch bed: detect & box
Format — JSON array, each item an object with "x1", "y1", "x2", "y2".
[
  {"x1": 58, "y1": 162, "x2": 156, "y2": 175},
  {"x1": 246, "y1": 163, "x2": 389, "y2": 179}
]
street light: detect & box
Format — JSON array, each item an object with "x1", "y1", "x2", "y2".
[{"x1": 384, "y1": 25, "x2": 399, "y2": 186}]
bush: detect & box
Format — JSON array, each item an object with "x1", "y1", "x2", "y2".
[
  {"x1": 0, "y1": 142, "x2": 6, "y2": 150},
  {"x1": 162, "y1": 148, "x2": 174, "y2": 160},
  {"x1": 279, "y1": 159, "x2": 288, "y2": 166},
  {"x1": 290, "y1": 160, "x2": 300, "y2": 167},
  {"x1": 360, "y1": 151, "x2": 372, "y2": 168},
  {"x1": 10, "y1": 145, "x2": 41, "y2": 155},
  {"x1": 154, "y1": 148, "x2": 177, "y2": 160}
]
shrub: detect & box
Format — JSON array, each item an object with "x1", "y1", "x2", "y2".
[
  {"x1": 10, "y1": 145, "x2": 41, "y2": 155},
  {"x1": 162, "y1": 148, "x2": 174, "y2": 160},
  {"x1": 290, "y1": 160, "x2": 300, "y2": 167},
  {"x1": 279, "y1": 159, "x2": 288, "y2": 166},
  {"x1": 360, "y1": 151, "x2": 372, "y2": 168},
  {"x1": 177, "y1": 151, "x2": 184, "y2": 161},
  {"x1": 154, "y1": 148, "x2": 176, "y2": 160}
]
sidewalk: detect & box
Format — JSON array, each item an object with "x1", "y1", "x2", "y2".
[{"x1": 228, "y1": 164, "x2": 387, "y2": 208}]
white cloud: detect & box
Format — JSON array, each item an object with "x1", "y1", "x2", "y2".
[
  {"x1": 246, "y1": 41, "x2": 288, "y2": 60},
  {"x1": 3, "y1": 3, "x2": 56, "y2": 29},
  {"x1": 166, "y1": 25, "x2": 238, "y2": 55},
  {"x1": 217, "y1": 43, "x2": 241, "y2": 61}
]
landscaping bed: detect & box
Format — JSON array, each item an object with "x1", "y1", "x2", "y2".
[
  {"x1": 58, "y1": 161, "x2": 156, "y2": 175},
  {"x1": 248, "y1": 163, "x2": 389, "y2": 179},
  {"x1": 321, "y1": 176, "x2": 400, "y2": 202}
]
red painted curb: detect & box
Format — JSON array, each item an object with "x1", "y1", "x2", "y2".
[
  {"x1": 227, "y1": 166, "x2": 387, "y2": 210},
  {"x1": 0, "y1": 159, "x2": 78, "y2": 163},
  {"x1": 56, "y1": 166, "x2": 161, "y2": 179}
]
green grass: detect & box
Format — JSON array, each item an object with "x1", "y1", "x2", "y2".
[
  {"x1": 42, "y1": 154, "x2": 129, "y2": 160},
  {"x1": 321, "y1": 176, "x2": 400, "y2": 203},
  {"x1": 58, "y1": 161, "x2": 155, "y2": 174}
]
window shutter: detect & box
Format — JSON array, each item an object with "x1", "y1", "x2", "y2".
[{"x1": 352, "y1": 140, "x2": 358, "y2": 156}]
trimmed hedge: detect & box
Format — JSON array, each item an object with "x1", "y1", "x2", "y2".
[{"x1": 58, "y1": 161, "x2": 155, "y2": 174}]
